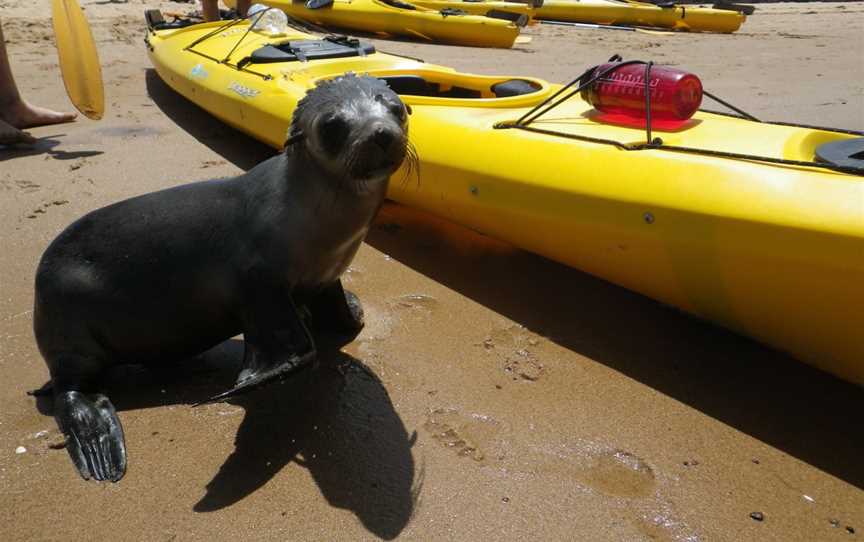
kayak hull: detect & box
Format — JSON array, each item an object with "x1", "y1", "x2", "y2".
[
  {"x1": 147, "y1": 20, "x2": 863, "y2": 384},
  {"x1": 536, "y1": 0, "x2": 746, "y2": 33},
  {"x1": 227, "y1": 0, "x2": 521, "y2": 47},
  {"x1": 410, "y1": 0, "x2": 535, "y2": 21}
]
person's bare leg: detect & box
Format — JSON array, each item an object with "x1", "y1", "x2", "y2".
[
  {"x1": 203, "y1": 0, "x2": 250, "y2": 21},
  {"x1": 0, "y1": 20, "x2": 76, "y2": 131},
  {"x1": 236, "y1": 0, "x2": 250, "y2": 17},
  {"x1": 202, "y1": 0, "x2": 220, "y2": 21},
  {"x1": 0, "y1": 117, "x2": 35, "y2": 145}
]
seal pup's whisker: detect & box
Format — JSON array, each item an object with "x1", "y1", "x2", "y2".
[
  {"x1": 408, "y1": 141, "x2": 420, "y2": 186},
  {"x1": 399, "y1": 140, "x2": 421, "y2": 188}
]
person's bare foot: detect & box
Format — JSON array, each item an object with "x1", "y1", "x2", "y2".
[
  {"x1": 0, "y1": 117, "x2": 35, "y2": 146},
  {"x1": 0, "y1": 99, "x2": 77, "y2": 129}
]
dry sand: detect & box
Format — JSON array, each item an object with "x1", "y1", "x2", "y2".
[{"x1": 1, "y1": 1, "x2": 862, "y2": 540}]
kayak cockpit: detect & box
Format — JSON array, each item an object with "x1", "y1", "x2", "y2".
[
  {"x1": 240, "y1": 36, "x2": 377, "y2": 66},
  {"x1": 380, "y1": 75, "x2": 541, "y2": 99},
  {"x1": 315, "y1": 69, "x2": 554, "y2": 107},
  {"x1": 239, "y1": 38, "x2": 551, "y2": 105}
]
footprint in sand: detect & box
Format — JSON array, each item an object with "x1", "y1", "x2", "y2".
[
  {"x1": 26, "y1": 199, "x2": 69, "y2": 219},
  {"x1": 2, "y1": 18, "x2": 54, "y2": 44},
  {"x1": 357, "y1": 294, "x2": 439, "y2": 354},
  {"x1": 580, "y1": 449, "x2": 657, "y2": 499},
  {"x1": 535, "y1": 441, "x2": 697, "y2": 539},
  {"x1": 15, "y1": 180, "x2": 41, "y2": 194},
  {"x1": 629, "y1": 500, "x2": 699, "y2": 542},
  {"x1": 392, "y1": 294, "x2": 439, "y2": 316},
  {"x1": 503, "y1": 348, "x2": 544, "y2": 382},
  {"x1": 69, "y1": 159, "x2": 88, "y2": 172},
  {"x1": 478, "y1": 324, "x2": 546, "y2": 382},
  {"x1": 422, "y1": 408, "x2": 502, "y2": 462},
  {"x1": 200, "y1": 159, "x2": 228, "y2": 169}
]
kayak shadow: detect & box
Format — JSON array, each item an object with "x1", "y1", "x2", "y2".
[
  {"x1": 144, "y1": 69, "x2": 276, "y2": 171},
  {"x1": 367, "y1": 202, "x2": 864, "y2": 490},
  {"x1": 32, "y1": 337, "x2": 417, "y2": 540}
]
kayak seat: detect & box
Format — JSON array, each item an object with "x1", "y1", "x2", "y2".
[
  {"x1": 242, "y1": 38, "x2": 376, "y2": 65},
  {"x1": 440, "y1": 8, "x2": 468, "y2": 16},
  {"x1": 815, "y1": 137, "x2": 864, "y2": 170},
  {"x1": 381, "y1": 76, "x2": 438, "y2": 96},
  {"x1": 380, "y1": 76, "x2": 482, "y2": 98},
  {"x1": 441, "y1": 86, "x2": 482, "y2": 98},
  {"x1": 492, "y1": 79, "x2": 541, "y2": 98},
  {"x1": 380, "y1": 0, "x2": 418, "y2": 10}
]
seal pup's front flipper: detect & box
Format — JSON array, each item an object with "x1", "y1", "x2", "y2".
[
  {"x1": 54, "y1": 390, "x2": 127, "y2": 482},
  {"x1": 200, "y1": 284, "x2": 317, "y2": 405},
  {"x1": 307, "y1": 280, "x2": 365, "y2": 344},
  {"x1": 27, "y1": 382, "x2": 54, "y2": 397},
  {"x1": 199, "y1": 347, "x2": 316, "y2": 404}
]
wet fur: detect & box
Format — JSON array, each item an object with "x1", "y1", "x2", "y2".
[
  {"x1": 290, "y1": 74, "x2": 420, "y2": 191},
  {"x1": 34, "y1": 74, "x2": 410, "y2": 482}
]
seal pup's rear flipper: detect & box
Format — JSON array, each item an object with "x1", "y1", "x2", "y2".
[{"x1": 55, "y1": 391, "x2": 127, "y2": 482}]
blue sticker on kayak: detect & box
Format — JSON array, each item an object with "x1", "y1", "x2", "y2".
[
  {"x1": 229, "y1": 82, "x2": 260, "y2": 99},
  {"x1": 190, "y1": 64, "x2": 208, "y2": 80}
]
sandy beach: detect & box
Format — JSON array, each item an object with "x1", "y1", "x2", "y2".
[{"x1": 1, "y1": 1, "x2": 862, "y2": 540}]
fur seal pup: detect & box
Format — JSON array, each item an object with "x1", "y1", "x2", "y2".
[{"x1": 33, "y1": 74, "x2": 412, "y2": 482}]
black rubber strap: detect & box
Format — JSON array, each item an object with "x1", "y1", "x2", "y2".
[
  {"x1": 644, "y1": 61, "x2": 653, "y2": 145},
  {"x1": 495, "y1": 123, "x2": 864, "y2": 176},
  {"x1": 221, "y1": 8, "x2": 272, "y2": 63}
]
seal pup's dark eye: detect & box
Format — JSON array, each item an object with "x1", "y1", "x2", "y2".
[
  {"x1": 389, "y1": 103, "x2": 407, "y2": 122},
  {"x1": 375, "y1": 93, "x2": 407, "y2": 122},
  {"x1": 319, "y1": 114, "x2": 350, "y2": 155}
]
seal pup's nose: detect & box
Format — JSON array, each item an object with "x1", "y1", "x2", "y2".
[
  {"x1": 353, "y1": 120, "x2": 407, "y2": 179},
  {"x1": 363, "y1": 120, "x2": 405, "y2": 157},
  {"x1": 373, "y1": 125, "x2": 396, "y2": 150}
]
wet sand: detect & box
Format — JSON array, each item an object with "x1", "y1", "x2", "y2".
[{"x1": 1, "y1": 1, "x2": 862, "y2": 540}]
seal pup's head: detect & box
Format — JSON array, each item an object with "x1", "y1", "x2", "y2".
[{"x1": 288, "y1": 74, "x2": 412, "y2": 192}]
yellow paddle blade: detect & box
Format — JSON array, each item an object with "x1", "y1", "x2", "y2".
[{"x1": 51, "y1": 0, "x2": 104, "y2": 120}]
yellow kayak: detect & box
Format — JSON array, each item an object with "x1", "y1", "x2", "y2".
[
  {"x1": 145, "y1": 14, "x2": 864, "y2": 385},
  {"x1": 536, "y1": 0, "x2": 746, "y2": 33},
  {"x1": 225, "y1": 0, "x2": 522, "y2": 47},
  {"x1": 409, "y1": 0, "x2": 535, "y2": 23}
]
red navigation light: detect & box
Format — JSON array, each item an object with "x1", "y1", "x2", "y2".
[{"x1": 581, "y1": 63, "x2": 703, "y2": 127}]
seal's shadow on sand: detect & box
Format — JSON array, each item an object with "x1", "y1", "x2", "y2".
[{"x1": 35, "y1": 339, "x2": 417, "y2": 540}]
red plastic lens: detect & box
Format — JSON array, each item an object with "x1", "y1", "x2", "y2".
[{"x1": 582, "y1": 63, "x2": 703, "y2": 123}]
